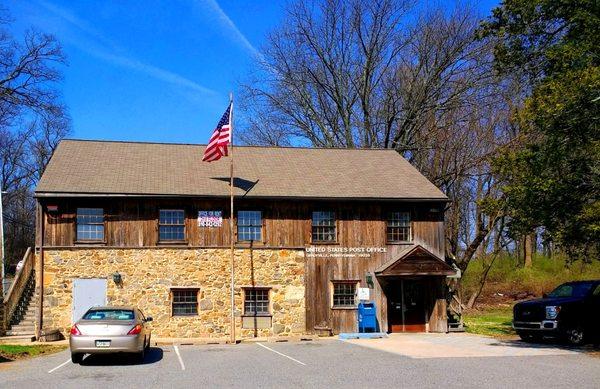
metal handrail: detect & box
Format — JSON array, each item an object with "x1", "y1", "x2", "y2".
[{"x1": 3, "y1": 247, "x2": 34, "y2": 328}]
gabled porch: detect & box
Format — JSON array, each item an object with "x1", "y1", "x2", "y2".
[{"x1": 375, "y1": 245, "x2": 455, "y2": 333}]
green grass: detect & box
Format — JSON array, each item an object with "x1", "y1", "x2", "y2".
[
  {"x1": 463, "y1": 306, "x2": 515, "y2": 337},
  {"x1": 462, "y1": 254, "x2": 600, "y2": 298},
  {"x1": 0, "y1": 344, "x2": 67, "y2": 361},
  {"x1": 459, "y1": 255, "x2": 600, "y2": 338}
]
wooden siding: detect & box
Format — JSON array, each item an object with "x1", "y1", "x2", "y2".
[
  {"x1": 38, "y1": 197, "x2": 446, "y2": 334},
  {"x1": 40, "y1": 198, "x2": 444, "y2": 249}
]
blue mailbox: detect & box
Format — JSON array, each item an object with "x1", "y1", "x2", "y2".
[{"x1": 358, "y1": 301, "x2": 377, "y2": 333}]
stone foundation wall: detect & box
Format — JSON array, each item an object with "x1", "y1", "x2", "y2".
[{"x1": 41, "y1": 248, "x2": 305, "y2": 338}]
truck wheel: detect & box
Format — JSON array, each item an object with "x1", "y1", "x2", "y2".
[
  {"x1": 565, "y1": 327, "x2": 585, "y2": 346},
  {"x1": 71, "y1": 352, "x2": 83, "y2": 364}
]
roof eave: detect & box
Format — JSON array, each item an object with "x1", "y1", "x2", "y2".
[{"x1": 34, "y1": 191, "x2": 450, "y2": 202}]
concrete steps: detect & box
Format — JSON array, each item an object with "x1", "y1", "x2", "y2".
[
  {"x1": 9, "y1": 323, "x2": 35, "y2": 332},
  {"x1": 0, "y1": 335, "x2": 35, "y2": 343},
  {"x1": 5, "y1": 329, "x2": 35, "y2": 337},
  {"x1": 6, "y1": 293, "x2": 37, "y2": 338}
]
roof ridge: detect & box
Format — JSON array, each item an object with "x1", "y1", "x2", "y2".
[{"x1": 61, "y1": 138, "x2": 396, "y2": 151}]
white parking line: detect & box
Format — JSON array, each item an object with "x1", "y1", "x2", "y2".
[
  {"x1": 48, "y1": 359, "x2": 71, "y2": 374},
  {"x1": 256, "y1": 342, "x2": 306, "y2": 366},
  {"x1": 173, "y1": 344, "x2": 186, "y2": 370}
]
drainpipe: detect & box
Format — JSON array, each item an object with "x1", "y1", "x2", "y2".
[{"x1": 35, "y1": 201, "x2": 44, "y2": 340}]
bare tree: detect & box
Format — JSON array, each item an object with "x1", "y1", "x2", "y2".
[
  {"x1": 240, "y1": 0, "x2": 411, "y2": 147},
  {"x1": 240, "y1": 0, "x2": 520, "y2": 278},
  {"x1": 0, "y1": 9, "x2": 70, "y2": 274}
]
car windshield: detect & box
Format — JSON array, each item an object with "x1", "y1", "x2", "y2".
[
  {"x1": 548, "y1": 283, "x2": 593, "y2": 298},
  {"x1": 82, "y1": 309, "x2": 135, "y2": 321}
]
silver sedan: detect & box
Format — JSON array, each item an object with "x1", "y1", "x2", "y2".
[{"x1": 69, "y1": 306, "x2": 152, "y2": 363}]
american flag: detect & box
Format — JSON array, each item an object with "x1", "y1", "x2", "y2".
[{"x1": 202, "y1": 103, "x2": 232, "y2": 162}]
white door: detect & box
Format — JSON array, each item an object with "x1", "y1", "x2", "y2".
[{"x1": 72, "y1": 278, "x2": 107, "y2": 323}]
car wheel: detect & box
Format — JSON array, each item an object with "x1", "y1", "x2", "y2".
[
  {"x1": 71, "y1": 352, "x2": 83, "y2": 364},
  {"x1": 565, "y1": 327, "x2": 586, "y2": 346}
]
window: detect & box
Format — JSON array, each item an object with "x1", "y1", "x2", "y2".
[
  {"x1": 333, "y1": 282, "x2": 356, "y2": 307},
  {"x1": 548, "y1": 282, "x2": 594, "y2": 298},
  {"x1": 171, "y1": 289, "x2": 198, "y2": 316},
  {"x1": 76, "y1": 208, "x2": 104, "y2": 241},
  {"x1": 312, "y1": 211, "x2": 336, "y2": 242},
  {"x1": 238, "y1": 211, "x2": 262, "y2": 241},
  {"x1": 159, "y1": 209, "x2": 185, "y2": 241},
  {"x1": 244, "y1": 288, "x2": 270, "y2": 316},
  {"x1": 387, "y1": 211, "x2": 411, "y2": 242},
  {"x1": 82, "y1": 309, "x2": 134, "y2": 321}
]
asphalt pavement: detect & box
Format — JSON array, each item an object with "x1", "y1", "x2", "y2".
[{"x1": 0, "y1": 338, "x2": 598, "y2": 388}]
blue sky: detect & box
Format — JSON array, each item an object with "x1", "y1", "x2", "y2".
[{"x1": 6, "y1": 0, "x2": 499, "y2": 145}]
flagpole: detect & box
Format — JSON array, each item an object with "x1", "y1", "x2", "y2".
[{"x1": 229, "y1": 92, "x2": 235, "y2": 345}]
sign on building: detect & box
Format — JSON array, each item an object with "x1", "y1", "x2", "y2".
[
  {"x1": 198, "y1": 211, "x2": 223, "y2": 227},
  {"x1": 357, "y1": 287, "x2": 370, "y2": 301}
]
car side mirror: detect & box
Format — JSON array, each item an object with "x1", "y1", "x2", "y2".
[{"x1": 145, "y1": 317, "x2": 153, "y2": 322}]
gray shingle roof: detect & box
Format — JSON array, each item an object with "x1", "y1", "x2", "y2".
[{"x1": 35, "y1": 139, "x2": 447, "y2": 200}]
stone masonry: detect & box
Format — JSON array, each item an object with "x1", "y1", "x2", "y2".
[{"x1": 41, "y1": 248, "x2": 306, "y2": 339}]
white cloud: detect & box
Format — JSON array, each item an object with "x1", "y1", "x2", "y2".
[
  {"x1": 35, "y1": 0, "x2": 216, "y2": 95},
  {"x1": 195, "y1": 0, "x2": 262, "y2": 59},
  {"x1": 82, "y1": 47, "x2": 216, "y2": 95}
]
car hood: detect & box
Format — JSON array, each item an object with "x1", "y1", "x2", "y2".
[{"x1": 516, "y1": 296, "x2": 582, "y2": 307}]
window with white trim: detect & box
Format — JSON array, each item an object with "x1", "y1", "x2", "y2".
[
  {"x1": 159, "y1": 209, "x2": 185, "y2": 241},
  {"x1": 312, "y1": 211, "x2": 336, "y2": 242},
  {"x1": 387, "y1": 211, "x2": 411, "y2": 242},
  {"x1": 237, "y1": 211, "x2": 262, "y2": 241},
  {"x1": 76, "y1": 208, "x2": 104, "y2": 241},
  {"x1": 171, "y1": 288, "x2": 198, "y2": 316},
  {"x1": 332, "y1": 282, "x2": 356, "y2": 307},
  {"x1": 243, "y1": 288, "x2": 270, "y2": 316}
]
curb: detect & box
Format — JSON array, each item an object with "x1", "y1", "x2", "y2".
[{"x1": 155, "y1": 335, "x2": 323, "y2": 346}]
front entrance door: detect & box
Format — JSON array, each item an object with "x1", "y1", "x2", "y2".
[
  {"x1": 72, "y1": 278, "x2": 107, "y2": 323},
  {"x1": 386, "y1": 279, "x2": 427, "y2": 332}
]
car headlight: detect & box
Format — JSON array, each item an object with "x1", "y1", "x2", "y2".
[{"x1": 546, "y1": 305, "x2": 561, "y2": 319}]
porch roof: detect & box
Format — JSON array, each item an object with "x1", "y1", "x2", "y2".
[{"x1": 375, "y1": 244, "x2": 455, "y2": 277}]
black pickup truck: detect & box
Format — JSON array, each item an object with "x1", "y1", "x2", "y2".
[{"x1": 513, "y1": 280, "x2": 600, "y2": 345}]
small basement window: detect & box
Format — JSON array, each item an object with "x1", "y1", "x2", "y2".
[
  {"x1": 332, "y1": 282, "x2": 356, "y2": 308},
  {"x1": 387, "y1": 211, "x2": 411, "y2": 243},
  {"x1": 159, "y1": 209, "x2": 185, "y2": 241},
  {"x1": 76, "y1": 208, "x2": 104, "y2": 241},
  {"x1": 237, "y1": 211, "x2": 262, "y2": 241},
  {"x1": 243, "y1": 288, "x2": 270, "y2": 316},
  {"x1": 312, "y1": 211, "x2": 336, "y2": 242},
  {"x1": 171, "y1": 289, "x2": 198, "y2": 316}
]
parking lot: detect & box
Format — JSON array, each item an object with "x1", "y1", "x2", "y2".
[{"x1": 1, "y1": 336, "x2": 599, "y2": 388}]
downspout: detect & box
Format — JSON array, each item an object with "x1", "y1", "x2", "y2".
[{"x1": 35, "y1": 200, "x2": 44, "y2": 340}]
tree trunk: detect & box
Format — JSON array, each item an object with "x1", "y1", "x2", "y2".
[{"x1": 524, "y1": 234, "x2": 533, "y2": 268}]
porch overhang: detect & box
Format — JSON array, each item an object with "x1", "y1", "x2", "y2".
[{"x1": 375, "y1": 244, "x2": 456, "y2": 277}]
